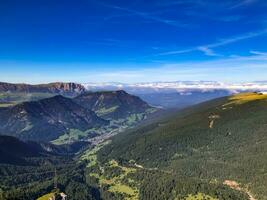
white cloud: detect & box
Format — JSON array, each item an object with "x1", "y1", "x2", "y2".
[{"x1": 157, "y1": 29, "x2": 267, "y2": 56}]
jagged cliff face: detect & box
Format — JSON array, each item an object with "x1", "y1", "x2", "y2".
[
  {"x1": 44, "y1": 82, "x2": 85, "y2": 94},
  {"x1": 0, "y1": 82, "x2": 85, "y2": 96}
]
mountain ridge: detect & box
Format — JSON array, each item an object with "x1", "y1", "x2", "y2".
[
  {"x1": 0, "y1": 95, "x2": 108, "y2": 142},
  {"x1": 0, "y1": 82, "x2": 85, "y2": 96},
  {"x1": 74, "y1": 90, "x2": 154, "y2": 120}
]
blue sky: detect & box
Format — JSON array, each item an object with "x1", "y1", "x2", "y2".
[{"x1": 0, "y1": 0, "x2": 267, "y2": 83}]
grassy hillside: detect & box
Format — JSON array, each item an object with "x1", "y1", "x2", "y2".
[{"x1": 94, "y1": 92, "x2": 267, "y2": 200}]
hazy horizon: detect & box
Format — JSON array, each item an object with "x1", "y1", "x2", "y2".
[{"x1": 3, "y1": 80, "x2": 267, "y2": 85}]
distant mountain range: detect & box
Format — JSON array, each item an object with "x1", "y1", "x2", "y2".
[
  {"x1": 0, "y1": 82, "x2": 85, "y2": 95},
  {"x1": 83, "y1": 81, "x2": 267, "y2": 108},
  {"x1": 83, "y1": 81, "x2": 267, "y2": 93}
]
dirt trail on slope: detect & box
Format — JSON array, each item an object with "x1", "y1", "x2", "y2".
[
  {"x1": 208, "y1": 115, "x2": 220, "y2": 129},
  {"x1": 223, "y1": 180, "x2": 256, "y2": 200}
]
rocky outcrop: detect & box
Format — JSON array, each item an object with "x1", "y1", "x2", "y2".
[{"x1": 0, "y1": 82, "x2": 85, "y2": 96}]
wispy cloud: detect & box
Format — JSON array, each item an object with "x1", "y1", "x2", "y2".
[
  {"x1": 230, "y1": 0, "x2": 258, "y2": 9},
  {"x1": 155, "y1": 0, "x2": 254, "y2": 11},
  {"x1": 84, "y1": 52, "x2": 267, "y2": 83},
  {"x1": 197, "y1": 47, "x2": 220, "y2": 56},
  {"x1": 250, "y1": 50, "x2": 267, "y2": 55},
  {"x1": 156, "y1": 0, "x2": 261, "y2": 23},
  {"x1": 157, "y1": 29, "x2": 267, "y2": 56},
  {"x1": 99, "y1": 2, "x2": 188, "y2": 28},
  {"x1": 104, "y1": 9, "x2": 173, "y2": 21}
]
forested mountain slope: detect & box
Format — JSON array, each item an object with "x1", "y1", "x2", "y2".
[
  {"x1": 0, "y1": 135, "x2": 98, "y2": 200},
  {"x1": 0, "y1": 135, "x2": 45, "y2": 165},
  {"x1": 74, "y1": 90, "x2": 154, "y2": 120},
  {"x1": 0, "y1": 95, "x2": 108, "y2": 142},
  {"x1": 95, "y1": 92, "x2": 267, "y2": 200}
]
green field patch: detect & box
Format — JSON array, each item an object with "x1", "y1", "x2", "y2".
[
  {"x1": 37, "y1": 192, "x2": 55, "y2": 200},
  {"x1": 99, "y1": 176, "x2": 116, "y2": 185},
  {"x1": 97, "y1": 160, "x2": 139, "y2": 199},
  {"x1": 52, "y1": 128, "x2": 101, "y2": 145},
  {"x1": 96, "y1": 106, "x2": 118, "y2": 116},
  {"x1": 108, "y1": 184, "x2": 138, "y2": 198},
  {"x1": 52, "y1": 129, "x2": 88, "y2": 145},
  {"x1": 109, "y1": 159, "x2": 137, "y2": 175},
  {"x1": 80, "y1": 140, "x2": 111, "y2": 167},
  {"x1": 127, "y1": 113, "x2": 144, "y2": 123},
  {"x1": 88, "y1": 158, "x2": 139, "y2": 199},
  {"x1": 97, "y1": 175, "x2": 138, "y2": 200}
]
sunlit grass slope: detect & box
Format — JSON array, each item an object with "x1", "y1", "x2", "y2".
[{"x1": 224, "y1": 92, "x2": 267, "y2": 106}]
